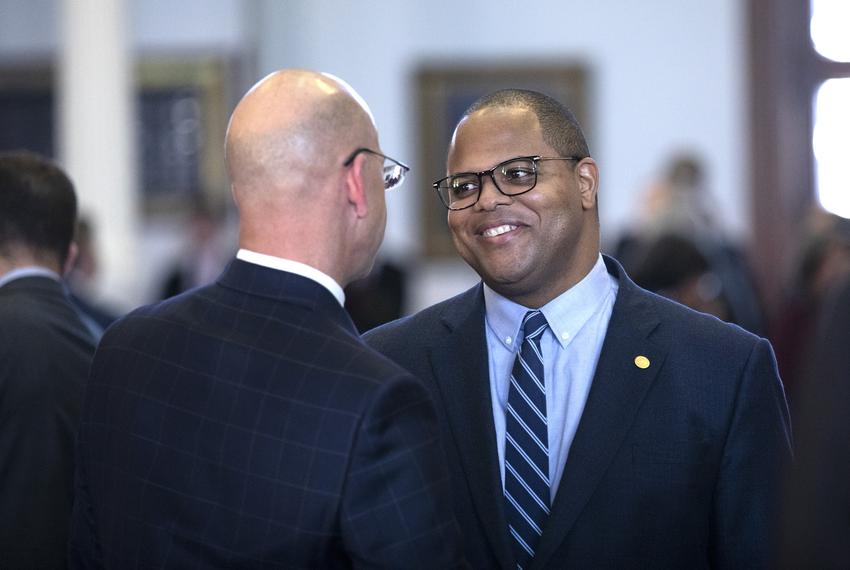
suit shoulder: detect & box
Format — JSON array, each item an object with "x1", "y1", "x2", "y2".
[
  {"x1": 0, "y1": 290, "x2": 91, "y2": 347},
  {"x1": 98, "y1": 286, "x2": 213, "y2": 342},
  {"x1": 639, "y1": 286, "x2": 766, "y2": 352},
  {"x1": 341, "y1": 335, "x2": 421, "y2": 385},
  {"x1": 101, "y1": 287, "x2": 420, "y2": 398},
  {"x1": 0, "y1": 298, "x2": 32, "y2": 331},
  {"x1": 364, "y1": 287, "x2": 476, "y2": 351}
]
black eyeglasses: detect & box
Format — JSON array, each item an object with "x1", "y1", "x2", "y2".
[
  {"x1": 343, "y1": 148, "x2": 410, "y2": 191},
  {"x1": 433, "y1": 155, "x2": 583, "y2": 210}
]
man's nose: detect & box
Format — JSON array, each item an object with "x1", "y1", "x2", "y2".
[{"x1": 474, "y1": 175, "x2": 512, "y2": 211}]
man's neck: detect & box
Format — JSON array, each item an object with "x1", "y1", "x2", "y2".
[{"x1": 0, "y1": 249, "x2": 62, "y2": 276}]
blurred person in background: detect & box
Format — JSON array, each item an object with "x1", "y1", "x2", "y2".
[
  {"x1": 0, "y1": 151, "x2": 97, "y2": 569},
  {"x1": 772, "y1": 209, "x2": 850, "y2": 408},
  {"x1": 778, "y1": 270, "x2": 850, "y2": 569},
  {"x1": 344, "y1": 260, "x2": 407, "y2": 332},
  {"x1": 628, "y1": 232, "x2": 733, "y2": 322},
  {"x1": 614, "y1": 153, "x2": 765, "y2": 334},
  {"x1": 158, "y1": 198, "x2": 233, "y2": 299},
  {"x1": 69, "y1": 69, "x2": 464, "y2": 569},
  {"x1": 66, "y1": 216, "x2": 120, "y2": 334}
]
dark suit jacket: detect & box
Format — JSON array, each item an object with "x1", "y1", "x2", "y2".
[
  {"x1": 365, "y1": 256, "x2": 792, "y2": 569},
  {"x1": 779, "y1": 275, "x2": 850, "y2": 569},
  {"x1": 69, "y1": 259, "x2": 463, "y2": 569},
  {"x1": 0, "y1": 276, "x2": 96, "y2": 569}
]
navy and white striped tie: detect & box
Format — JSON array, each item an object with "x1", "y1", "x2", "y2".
[{"x1": 504, "y1": 310, "x2": 550, "y2": 569}]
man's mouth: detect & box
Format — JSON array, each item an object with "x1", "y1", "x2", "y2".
[{"x1": 481, "y1": 224, "x2": 518, "y2": 238}]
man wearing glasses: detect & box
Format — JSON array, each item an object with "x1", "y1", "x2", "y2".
[
  {"x1": 70, "y1": 69, "x2": 464, "y2": 568},
  {"x1": 365, "y1": 89, "x2": 791, "y2": 569}
]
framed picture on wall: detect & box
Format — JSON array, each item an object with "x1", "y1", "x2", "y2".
[
  {"x1": 417, "y1": 64, "x2": 589, "y2": 257},
  {"x1": 135, "y1": 59, "x2": 236, "y2": 214},
  {"x1": 0, "y1": 58, "x2": 238, "y2": 215},
  {"x1": 0, "y1": 64, "x2": 55, "y2": 158}
]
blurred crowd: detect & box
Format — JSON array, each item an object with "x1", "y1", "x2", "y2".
[{"x1": 612, "y1": 153, "x2": 850, "y2": 410}]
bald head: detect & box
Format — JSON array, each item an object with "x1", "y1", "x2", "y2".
[
  {"x1": 223, "y1": 69, "x2": 389, "y2": 286},
  {"x1": 225, "y1": 70, "x2": 377, "y2": 203}
]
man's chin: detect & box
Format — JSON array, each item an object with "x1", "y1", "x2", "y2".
[
  {"x1": 351, "y1": 262, "x2": 375, "y2": 285},
  {"x1": 481, "y1": 271, "x2": 530, "y2": 294}
]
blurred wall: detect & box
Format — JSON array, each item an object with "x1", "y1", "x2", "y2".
[{"x1": 1, "y1": 0, "x2": 749, "y2": 312}]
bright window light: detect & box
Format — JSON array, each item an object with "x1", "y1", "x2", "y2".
[
  {"x1": 813, "y1": 78, "x2": 850, "y2": 219},
  {"x1": 811, "y1": 0, "x2": 850, "y2": 62}
]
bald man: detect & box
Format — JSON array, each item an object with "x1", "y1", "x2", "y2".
[{"x1": 69, "y1": 70, "x2": 464, "y2": 569}]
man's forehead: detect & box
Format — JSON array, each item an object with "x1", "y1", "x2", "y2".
[
  {"x1": 448, "y1": 107, "x2": 544, "y2": 167},
  {"x1": 454, "y1": 106, "x2": 539, "y2": 142},
  {"x1": 464, "y1": 104, "x2": 535, "y2": 126}
]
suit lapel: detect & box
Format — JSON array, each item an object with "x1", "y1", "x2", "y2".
[
  {"x1": 428, "y1": 287, "x2": 516, "y2": 570},
  {"x1": 531, "y1": 258, "x2": 671, "y2": 569}
]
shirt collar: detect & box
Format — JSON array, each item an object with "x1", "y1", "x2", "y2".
[
  {"x1": 236, "y1": 249, "x2": 346, "y2": 306},
  {"x1": 483, "y1": 254, "x2": 615, "y2": 351},
  {"x1": 0, "y1": 266, "x2": 62, "y2": 289}
]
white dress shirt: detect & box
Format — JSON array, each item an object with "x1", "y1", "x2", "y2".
[{"x1": 236, "y1": 249, "x2": 346, "y2": 306}]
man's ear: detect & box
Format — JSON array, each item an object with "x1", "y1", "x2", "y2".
[
  {"x1": 575, "y1": 158, "x2": 599, "y2": 210},
  {"x1": 345, "y1": 153, "x2": 370, "y2": 219},
  {"x1": 62, "y1": 242, "x2": 79, "y2": 277}
]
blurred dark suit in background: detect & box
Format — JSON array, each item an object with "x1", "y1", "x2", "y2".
[
  {"x1": 0, "y1": 151, "x2": 96, "y2": 569},
  {"x1": 779, "y1": 274, "x2": 850, "y2": 569}
]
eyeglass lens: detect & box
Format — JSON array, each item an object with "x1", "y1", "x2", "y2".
[
  {"x1": 438, "y1": 157, "x2": 537, "y2": 209},
  {"x1": 383, "y1": 160, "x2": 406, "y2": 190}
]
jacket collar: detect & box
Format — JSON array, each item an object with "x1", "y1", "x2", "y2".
[{"x1": 217, "y1": 258, "x2": 358, "y2": 335}]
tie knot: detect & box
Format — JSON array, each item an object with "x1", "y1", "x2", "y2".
[{"x1": 521, "y1": 310, "x2": 548, "y2": 341}]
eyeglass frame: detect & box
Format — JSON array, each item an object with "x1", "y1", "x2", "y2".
[
  {"x1": 432, "y1": 155, "x2": 584, "y2": 211},
  {"x1": 343, "y1": 147, "x2": 410, "y2": 191}
]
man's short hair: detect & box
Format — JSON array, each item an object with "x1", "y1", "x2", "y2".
[
  {"x1": 0, "y1": 151, "x2": 78, "y2": 266},
  {"x1": 462, "y1": 89, "x2": 590, "y2": 159}
]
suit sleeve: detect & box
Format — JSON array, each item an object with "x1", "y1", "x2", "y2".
[
  {"x1": 67, "y1": 353, "x2": 106, "y2": 570},
  {"x1": 339, "y1": 373, "x2": 466, "y2": 569},
  {"x1": 68, "y1": 449, "x2": 105, "y2": 569},
  {"x1": 711, "y1": 338, "x2": 792, "y2": 569}
]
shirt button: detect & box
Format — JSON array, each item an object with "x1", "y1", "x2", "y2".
[
  {"x1": 561, "y1": 331, "x2": 570, "y2": 340},
  {"x1": 506, "y1": 336, "x2": 512, "y2": 345}
]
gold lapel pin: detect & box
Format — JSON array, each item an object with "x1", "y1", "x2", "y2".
[{"x1": 634, "y1": 355, "x2": 650, "y2": 369}]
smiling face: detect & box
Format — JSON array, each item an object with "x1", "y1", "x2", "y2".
[{"x1": 446, "y1": 105, "x2": 600, "y2": 307}]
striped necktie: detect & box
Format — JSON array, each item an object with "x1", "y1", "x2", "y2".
[{"x1": 504, "y1": 309, "x2": 550, "y2": 569}]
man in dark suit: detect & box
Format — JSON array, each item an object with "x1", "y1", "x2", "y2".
[
  {"x1": 365, "y1": 90, "x2": 792, "y2": 569},
  {"x1": 69, "y1": 70, "x2": 464, "y2": 568},
  {"x1": 0, "y1": 152, "x2": 97, "y2": 568}
]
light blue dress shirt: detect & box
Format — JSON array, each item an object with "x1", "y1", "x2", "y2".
[
  {"x1": 484, "y1": 254, "x2": 618, "y2": 501},
  {"x1": 0, "y1": 266, "x2": 61, "y2": 289}
]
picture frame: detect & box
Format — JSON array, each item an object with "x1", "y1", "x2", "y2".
[
  {"x1": 135, "y1": 58, "x2": 235, "y2": 215},
  {"x1": 0, "y1": 57, "x2": 237, "y2": 215},
  {"x1": 416, "y1": 64, "x2": 589, "y2": 257}
]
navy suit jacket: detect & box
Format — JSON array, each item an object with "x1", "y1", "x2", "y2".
[
  {"x1": 70, "y1": 259, "x2": 464, "y2": 569},
  {"x1": 365, "y1": 256, "x2": 792, "y2": 569},
  {"x1": 0, "y1": 276, "x2": 96, "y2": 569}
]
